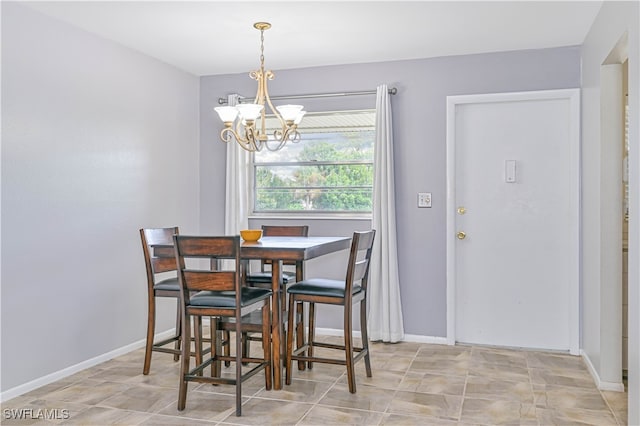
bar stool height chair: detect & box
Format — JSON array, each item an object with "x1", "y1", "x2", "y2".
[{"x1": 285, "y1": 230, "x2": 376, "y2": 393}]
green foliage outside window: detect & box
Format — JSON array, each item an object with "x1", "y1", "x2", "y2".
[{"x1": 254, "y1": 112, "x2": 375, "y2": 213}]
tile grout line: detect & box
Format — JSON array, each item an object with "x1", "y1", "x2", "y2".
[
  {"x1": 597, "y1": 388, "x2": 625, "y2": 426},
  {"x1": 294, "y1": 369, "x2": 346, "y2": 426},
  {"x1": 376, "y1": 343, "x2": 419, "y2": 424},
  {"x1": 457, "y1": 346, "x2": 472, "y2": 423},
  {"x1": 524, "y1": 351, "x2": 542, "y2": 426}
]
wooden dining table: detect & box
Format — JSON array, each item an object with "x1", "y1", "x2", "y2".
[
  {"x1": 240, "y1": 235, "x2": 351, "y2": 389},
  {"x1": 153, "y1": 235, "x2": 352, "y2": 390}
]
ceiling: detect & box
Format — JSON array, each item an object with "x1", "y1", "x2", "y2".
[{"x1": 22, "y1": 1, "x2": 603, "y2": 77}]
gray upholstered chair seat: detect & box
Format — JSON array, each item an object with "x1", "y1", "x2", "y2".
[
  {"x1": 286, "y1": 278, "x2": 362, "y2": 298},
  {"x1": 246, "y1": 271, "x2": 295, "y2": 284},
  {"x1": 190, "y1": 287, "x2": 272, "y2": 308},
  {"x1": 153, "y1": 277, "x2": 180, "y2": 292}
]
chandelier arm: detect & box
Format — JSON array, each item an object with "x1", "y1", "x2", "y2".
[
  {"x1": 247, "y1": 69, "x2": 272, "y2": 143},
  {"x1": 265, "y1": 136, "x2": 288, "y2": 152},
  {"x1": 279, "y1": 127, "x2": 301, "y2": 143},
  {"x1": 220, "y1": 127, "x2": 234, "y2": 143},
  {"x1": 246, "y1": 126, "x2": 262, "y2": 152},
  {"x1": 288, "y1": 129, "x2": 302, "y2": 143},
  {"x1": 250, "y1": 70, "x2": 263, "y2": 104},
  {"x1": 234, "y1": 116, "x2": 259, "y2": 149},
  {"x1": 221, "y1": 127, "x2": 257, "y2": 152},
  {"x1": 262, "y1": 70, "x2": 288, "y2": 132},
  {"x1": 257, "y1": 72, "x2": 267, "y2": 140},
  {"x1": 268, "y1": 126, "x2": 298, "y2": 151}
]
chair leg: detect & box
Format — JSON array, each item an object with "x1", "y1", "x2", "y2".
[
  {"x1": 177, "y1": 314, "x2": 191, "y2": 411},
  {"x1": 235, "y1": 320, "x2": 242, "y2": 416},
  {"x1": 263, "y1": 302, "x2": 272, "y2": 391},
  {"x1": 344, "y1": 304, "x2": 356, "y2": 393},
  {"x1": 360, "y1": 299, "x2": 372, "y2": 378},
  {"x1": 296, "y1": 301, "x2": 306, "y2": 371},
  {"x1": 194, "y1": 316, "x2": 203, "y2": 377},
  {"x1": 278, "y1": 285, "x2": 287, "y2": 369},
  {"x1": 294, "y1": 262, "x2": 306, "y2": 371},
  {"x1": 211, "y1": 320, "x2": 220, "y2": 378},
  {"x1": 224, "y1": 330, "x2": 231, "y2": 367},
  {"x1": 285, "y1": 293, "x2": 296, "y2": 385},
  {"x1": 281, "y1": 314, "x2": 288, "y2": 370},
  {"x1": 242, "y1": 332, "x2": 249, "y2": 365},
  {"x1": 308, "y1": 302, "x2": 315, "y2": 370},
  {"x1": 173, "y1": 298, "x2": 182, "y2": 362},
  {"x1": 143, "y1": 294, "x2": 156, "y2": 375},
  {"x1": 205, "y1": 316, "x2": 216, "y2": 375}
]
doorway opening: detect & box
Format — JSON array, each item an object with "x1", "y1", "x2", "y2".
[{"x1": 599, "y1": 31, "x2": 628, "y2": 391}]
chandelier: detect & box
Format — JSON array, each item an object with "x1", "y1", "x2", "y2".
[{"x1": 214, "y1": 22, "x2": 305, "y2": 152}]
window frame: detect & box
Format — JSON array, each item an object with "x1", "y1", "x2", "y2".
[{"x1": 249, "y1": 109, "x2": 376, "y2": 219}]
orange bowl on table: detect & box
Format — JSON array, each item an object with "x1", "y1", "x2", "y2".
[{"x1": 240, "y1": 229, "x2": 263, "y2": 242}]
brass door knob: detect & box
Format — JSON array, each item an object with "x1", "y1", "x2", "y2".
[
  {"x1": 457, "y1": 231, "x2": 466, "y2": 240},
  {"x1": 457, "y1": 207, "x2": 466, "y2": 215}
]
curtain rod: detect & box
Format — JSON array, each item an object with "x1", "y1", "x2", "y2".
[{"x1": 217, "y1": 87, "x2": 397, "y2": 105}]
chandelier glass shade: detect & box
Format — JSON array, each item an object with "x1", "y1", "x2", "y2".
[{"x1": 215, "y1": 22, "x2": 305, "y2": 152}]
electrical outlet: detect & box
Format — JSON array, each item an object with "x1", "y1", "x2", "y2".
[{"x1": 418, "y1": 192, "x2": 432, "y2": 208}]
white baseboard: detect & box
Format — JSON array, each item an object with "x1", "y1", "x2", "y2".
[
  {"x1": 402, "y1": 333, "x2": 450, "y2": 345},
  {"x1": 0, "y1": 329, "x2": 176, "y2": 403},
  {"x1": 315, "y1": 328, "x2": 449, "y2": 345},
  {"x1": 315, "y1": 327, "x2": 350, "y2": 337},
  {"x1": 580, "y1": 349, "x2": 626, "y2": 392}
]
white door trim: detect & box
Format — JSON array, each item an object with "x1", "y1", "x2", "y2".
[{"x1": 445, "y1": 89, "x2": 581, "y2": 355}]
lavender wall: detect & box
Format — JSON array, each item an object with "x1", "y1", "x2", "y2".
[
  {"x1": 1, "y1": 3, "x2": 200, "y2": 393},
  {"x1": 200, "y1": 47, "x2": 581, "y2": 336}
]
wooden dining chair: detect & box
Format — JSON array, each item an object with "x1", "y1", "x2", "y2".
[
  {"x1": 173, "y1": 235, "x2": 272, "y2": 417},
  {"x1": 139, "y1": 227, "x2": 183, "y2": 375},
  {"x1": 284, "y1": 230, "x2": 376, "y2": 393},
  {"x1": 140, "y1": 227, "x2": 215, "y2": 375},
  {"x1": 244, "y1": 225, "x2": 309, "y2": 367}
]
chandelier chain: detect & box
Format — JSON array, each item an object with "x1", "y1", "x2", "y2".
[{"x1": 259, "y1": 28, "x2": 265, "y2": 71}]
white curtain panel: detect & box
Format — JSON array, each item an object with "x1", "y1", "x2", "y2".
[
  {"x1": 224, "y1": 94, "x2": 250, "y2": 236},
  {"x1": 368, "y1": 84, "x2": 405, "y2": 342}
]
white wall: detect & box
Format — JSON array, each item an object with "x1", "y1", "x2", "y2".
[
  {"x1": 581, "y1": 1, "x2": 639, "y2": 423},
  {"x1": 1, "y1": 3, "x2": 200, "y2": 396}
]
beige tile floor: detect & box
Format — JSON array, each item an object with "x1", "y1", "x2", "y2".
[{"x1": 1, "y1": 335, "x2": 628, "y2": 425}]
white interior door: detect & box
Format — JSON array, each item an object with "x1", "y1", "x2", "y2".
[{"x1": 446, "y1": 89, "x2": 580, "y2": 354}]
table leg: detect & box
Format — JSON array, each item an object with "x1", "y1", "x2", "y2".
[{"x1": 271, "y1": 260, "x2": 283, "y2": 389}]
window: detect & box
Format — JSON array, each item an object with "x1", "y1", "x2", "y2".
[{"x1": 253, "y1": 110, "x2": 375, "y2": 215}]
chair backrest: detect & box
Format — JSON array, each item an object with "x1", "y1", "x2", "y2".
[
  {"x1": 260, "y1": 225, "x2": 309, "y2": 269},
  {"x1": 173, "y1": 235, "x2": 241, "y2": 304},
  {"x1": 261, "y1": 225, "x2": 309, "y2": 237},
  {"x1": 344, "y1": 230, "x2": 376, "y2": 296},
  {"x1": 140, "y1": 227, "x2": 180, "y2": 289}
]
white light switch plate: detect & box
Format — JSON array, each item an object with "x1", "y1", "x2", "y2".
[{"x1": 418, "y1": 192, "x2": 432, "y2": 208}]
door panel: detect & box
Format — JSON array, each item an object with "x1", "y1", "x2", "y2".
[{"x1": 447, "y1": 90, "x2": 579, "y2": 353}]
